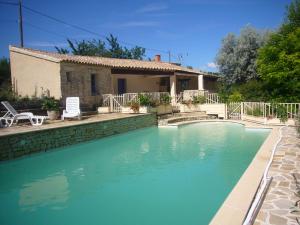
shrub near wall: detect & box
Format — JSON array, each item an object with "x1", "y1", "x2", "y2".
[{"x1": 0, "y1": 114, "x2": 157, "y2": 161}]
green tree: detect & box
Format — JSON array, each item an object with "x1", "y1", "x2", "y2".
[
  {"x1": 216, "y1": 25, "x2": 269, "y2": 85},
  {"x1": 257, "y1": 0, "x2": 300, "y2": 102},
  {"x1": 0, "y1": 57, "x2": 10, "y2": 86},
  {"x1": 0, "y1": 57, "x2": 15, "y2": 101},
  {"x1": 56, "y1": 34, "x2": 145, "y2": 60}
]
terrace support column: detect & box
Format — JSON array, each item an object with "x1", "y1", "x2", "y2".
[
  {"x1": 198, "y1": 75, "x2": 204, "y2": 90},
  {"x1": 170, "y1": 75, "x2": 177, "y2": 104}
]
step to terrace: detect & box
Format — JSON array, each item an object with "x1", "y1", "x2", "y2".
[{"x1": 158, "y1": 112, "x2": 216, "y2": 126}]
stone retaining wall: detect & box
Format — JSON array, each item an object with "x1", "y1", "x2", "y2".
[{"x1": 0, "y1": 114, "x2": 157, "y2": 161}]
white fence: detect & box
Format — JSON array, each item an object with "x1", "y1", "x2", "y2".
[
  {"x1": 227, "y1": 102, "x2": 242, "y2": 120},
  {"x1": 102, "y1": 92, "x2": 170, "y2": 112},
  {"x1": 103, "y1": 91, "x2": 221, "y2": 112},
  {"x1": 178, "y1": 90, "x2": 220, "y2": 104},
  {"x1": 243, "y1": 102, "x2": 300, "y2": 119},
  {"x1": 226, "y1": 102, "x2": 300, "y2": 124}
]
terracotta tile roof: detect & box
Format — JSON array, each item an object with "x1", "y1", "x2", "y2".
[{"x1": 9, "y1": 46, "x2": 218, "y2": 77}]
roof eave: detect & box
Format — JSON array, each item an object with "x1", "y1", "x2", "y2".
[{"x1": 9, "y1": 45, "x2": 61, "y2": 63}]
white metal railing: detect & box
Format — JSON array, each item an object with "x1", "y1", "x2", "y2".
[
  {"x1": 243, "y1": 102, "x2": 300, "y2": 119},
  {"x1": 102, "y1": 94, "x2": 111, "y2": 107},
  {"x1": 175, "y1": 93, "x2": 183, "y2": 104},
  {"x1": 102, "y1": 92, "x2": 171, "y2": 112},
  {"x1": 178, "y1": 90, "x2": 220, "y2": 104},
  {"x1": 225, "y1": 102, "x2": 300, "y2": 121},
  {"x1": 227, "y1": 102, "x2": 242, "y2": 119},
  {"x1": 182, "y1": 90, "x2": 206, "y2": 101},
  {"x1": 205, "y1": 92, "x2": 220, "y2": 104}
]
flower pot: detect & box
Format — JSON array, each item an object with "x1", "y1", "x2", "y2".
[
  {"x1": 139, "y1": 106, "x2": 157, "y2": 114},
  {"x1": 98, "y1": 106, "x2": 111, "y2": 113},
  {"x1": 121, "y1": 106, "x2": 136, "y2": 114},
  {"x1": 47, "y1": 110, "x2": 59, "y2": 120},
  {"x1": 157, "y1": 104, "x2": 172, "y2": 115}
]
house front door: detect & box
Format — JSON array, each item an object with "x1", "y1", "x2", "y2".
[{"x1": 118, "y1": 79, "x2": 126, "y2": 94}]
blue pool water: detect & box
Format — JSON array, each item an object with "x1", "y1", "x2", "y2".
[{"x1": 0, "y1": 122, "x2": 270, "y2": 225}]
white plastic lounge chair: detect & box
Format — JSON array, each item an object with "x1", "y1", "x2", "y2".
[
  {"x1": 61, "y1": 97, "x2": 81, "y2": 120},
  {"x1": 1, "y1": 101, "x2": 46, "y2": 126}
]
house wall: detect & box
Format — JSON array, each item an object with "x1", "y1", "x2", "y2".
[
  {"x1": 60, "y1": 63, "x2": 112, "y2": 107},
  {"x1": 111, "y1": 75, "x2": 160, "y2": 94},
  {"x1": 10, "y1": 50, "x2": 61, "y2": 98}
]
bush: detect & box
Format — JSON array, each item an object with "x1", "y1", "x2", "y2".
[
  {"x1": 273, "y1": 104, "x2": 288, "y2": 123},
  {"x1": 41, "y1": 97, "x2": 59, "y2": 111},
  {"x1": 192, "y1": 95, "x2": 206, "y2": 104},
  {"x1": 228, "y1": 91, "x2": 243, "y2": 102},
  {"x1": 138, "y1": 94, "x2": 151, "y2": 106},
  {"x1": 160, "y1": 94, "x2": 171, "y2": 105},
  {"x1": 0, "y1": 83, "x2": 17, "y2": 102}
]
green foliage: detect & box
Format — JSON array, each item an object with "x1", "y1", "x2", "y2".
[
  {"x1": 273, "y1": 103, "x2": 288, "y2": 123},
  {"x1": 138, "y1": 94, "x2": 151, "y2": 106},
  {"x1": 56, "y1": 34, "x2": 146, "y2": 60},
  {"x1": 192, "y1": 95, "x2": 206, "y2": 104},
  {"x1": 246, "y1": 107, "x2": 264, "y2": 117},
  {"x1": 236, "y1": 80, "x2": 267, "y2": 102},
  {"x1": 216, "y1": 25, "x2": 270, "y2": 85},
  {"x1": 0, "y1": 57, "x2": 10, "y2": 86},
  {"x1": 0, "y1": 85, "x2": 16, "y2": 102},
  {"x1": 160, "y1": 94, "x2": 171, "y2": 105},
  {"x1": 0, "y1": 57, "x2": 13, "y2": 102},
  {"x1": 228, "y1": 91, "x2": 243, "y2": 102},
  {"x1": 257, "y1": 0, "x2": 300, "y2": 102},
  {"x1": 41, "y1": 97, "x2": 59, "y2": 111}
]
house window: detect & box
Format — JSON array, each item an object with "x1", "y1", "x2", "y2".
[
  {"x1": 179, "y1": 79, "x2": 190, "y2": 91},
  {"x1": 91, "y1": 74, "x2": 97, "y2": 96},
  {"x1": 159, "y1": 77, "x2": 170, "y2": 92},
  {"x1": 66, "y1": 72, "x2": 72, "y2": 82}
]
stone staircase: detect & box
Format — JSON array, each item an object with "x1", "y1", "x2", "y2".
[{"x1": 158, "y1": 112, "x2": 216, "y2": 126}]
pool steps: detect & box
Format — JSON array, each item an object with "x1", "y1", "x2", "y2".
[{"x1": 158, "y1": 112, "x2": 217, "y2": 126}]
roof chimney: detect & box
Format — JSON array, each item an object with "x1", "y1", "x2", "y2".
[{"x1": 154, "y1": 54, "x2": 161, "y2": 62}]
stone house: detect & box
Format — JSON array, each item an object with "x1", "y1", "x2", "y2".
[{"x1": 9, "y1": 46, "x2": 219, "y2": 107}]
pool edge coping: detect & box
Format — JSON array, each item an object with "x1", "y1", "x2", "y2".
[{"x1": 167, "y1": 119, "x2": 279, "y2": 225}]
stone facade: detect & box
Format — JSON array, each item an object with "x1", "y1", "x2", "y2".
[
  {"x1": 0, "y1": 114, "x2": 157, "y2": 161},
  {"x1": 60, "y1": 63, "x2": 112, "y2": 107}
]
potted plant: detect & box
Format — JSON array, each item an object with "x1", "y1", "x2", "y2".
[
  {"x1": 130, "y1": 101, "x2": 140, "y2": 113},
  {"x1": 138, "y1": 94, "x2": 157, "y2": 113},
  {"x1": 121, "y1": 100, "x2": 140, "y2": 113},
  {"x1": 157, "y1": 94, "x2": 172, "y2": 115},
  {"x1": 42, "y1": 97, "x2": 60, "y2": 120},
  {"x1": 180, "y1": 95, "x2": 205, "y2": 113}
]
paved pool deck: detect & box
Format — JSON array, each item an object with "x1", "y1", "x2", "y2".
[
  {"x1": 254, "y1": 126, "x2": 300, "y2": 225},
  {"x1": 0, "y1": 113, "x2": 141, "y2": 137}
]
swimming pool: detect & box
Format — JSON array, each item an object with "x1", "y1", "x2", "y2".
[{"x1": 0, "y1": 122, "x2": 270, "y2": 225}]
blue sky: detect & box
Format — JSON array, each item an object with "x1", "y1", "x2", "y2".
[{"x1": 0, "y1": 0, "x2": 291, "y2": 71}]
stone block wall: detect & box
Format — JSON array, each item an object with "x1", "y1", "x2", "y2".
[
  {"x1": 60, "y1": 62, "x2": 112, "y2": 107},
  {"x1": 0, "y1": 114, "x2": 157, "y2": 161}
]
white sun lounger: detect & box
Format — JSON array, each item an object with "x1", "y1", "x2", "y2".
[
  {"x1": 1, "y1": 101, "x2": 46, "y2": 126},
  {"x1": 61, "y1": 97, "x2": 81, "y2": 120}
]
